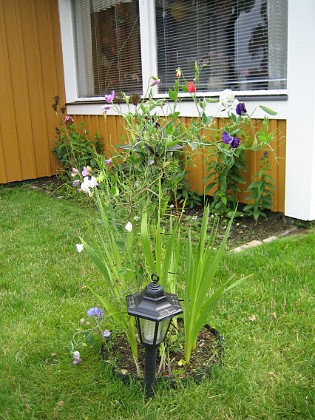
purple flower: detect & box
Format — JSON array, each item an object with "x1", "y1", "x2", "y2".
[
  {"x1": 101, "y1": 104, "x2": 112, "y2": 113},
  {"x1": 87, "y1": 307, "x2": 104, "y2": 318},
  {"x1": 72, "y1": 179, "x2": 79, "y2": 187},
  {"x1": 103, "y1": 329, "x2": 111, "y2": 338},
  {"x1": 230, "y1": 137, "x2": 241, "y2": 148},
  {"x1": 72, "y1": 168, "x2": 78, "y2": 175},
  {"x1": 104, "y1": 90, "x2": 115, "y2": 103},
  {"x1": 222, "y1": 131, "x2": 240, "y2": 149},
  {"x1": 236, "y1": 102, "x2": 247, "y2": 116},
  {"x1": 81, "y1": 166, "x2": 90, "y2": 177},
  {"x1": 104, "y1": 159, "x2": 112, "y2": 166},
  {"x1": 222, "y1": 132, "x2": 234, "y2": 145}
]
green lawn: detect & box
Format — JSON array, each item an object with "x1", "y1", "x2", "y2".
[{"x1": 0, "y1": 186, "x2": 314, "y2": 419}]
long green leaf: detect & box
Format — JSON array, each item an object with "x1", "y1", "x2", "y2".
[{"x1": 140, "y1": 212, "x2": 155, "y2": 273}]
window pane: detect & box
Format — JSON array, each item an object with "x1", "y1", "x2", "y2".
[
  {"x1": 72, "y1": 0, "x2": 142, "y2": 97},
  {"x1": 155, "y1": 0, "x2": 287, "y2": 93}
]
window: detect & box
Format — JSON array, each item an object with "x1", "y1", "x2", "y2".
[
  {"x1": 70, "y1": 0, "x2": 287, "y2": 98},
  {"x1": 156, "y1": 0, "x2": 288, "y2": 93},
  {"x1": 72, "y1": 0, "x2": 142, "y2": 97}
]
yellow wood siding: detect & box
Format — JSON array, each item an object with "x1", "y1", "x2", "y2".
[
  {"x1": 0, "y1": 0, "x2": 65, "y2": 184},
  {"x1": 73, "y1": 115, "x2": 286, "y2": 213}
]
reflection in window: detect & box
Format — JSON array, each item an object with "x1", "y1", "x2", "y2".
[
  {"x1": 71, "y1": 0, "x2": 287, "y2": 98},
  {"x1": 72, "y1": 0, "x2": 142, "y2": 97},
  {"x1": 156, "y1": 0, "x2": 287, "y2": 92}
]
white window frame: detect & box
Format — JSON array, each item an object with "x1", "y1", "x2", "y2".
[{"x1": 58, "y1": 0, "x2": 288, "y2": 119}]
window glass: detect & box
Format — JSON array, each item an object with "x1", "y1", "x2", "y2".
[
  {"x1": 71, "y1": 0, "x2": 287, "y2": 98},
  {"x1": 155, "y1": 0, "x2": 287, "y2": 93},
  {"x1": 72, "y1": 0, "x2": 142, "y2": 97}
]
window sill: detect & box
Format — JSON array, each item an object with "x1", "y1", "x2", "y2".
[{"x1": 66, "y1": 93, "x2": 288, "y2": 119}]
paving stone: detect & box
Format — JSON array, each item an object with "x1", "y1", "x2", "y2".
[
  {"x1": 262, "y1": 236, "x2": 278, "y2": 243},
  {"x1": 232, "y1": 240, "x2": 262, "y2": 253}
]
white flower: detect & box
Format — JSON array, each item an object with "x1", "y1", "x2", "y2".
[
  {"x1": 76, "y1": 244, "x2": 84, "y2": 253},
  {"x1": 125, "y1": 222, "x2": 132, "y2": 232},
  {"x1": 219, "y1": 89, "x2": 238, "y2": 110},
  {"x1": 73, "y1": 351, "x2": 82, "y2": 365},
  {"x1": 80, "y1": 176, "x2": 98, "y2": 196}
]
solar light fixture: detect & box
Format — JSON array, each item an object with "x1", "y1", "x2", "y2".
[{"x1": 126, "y1": 274, "x2": 183, "y2": 398}]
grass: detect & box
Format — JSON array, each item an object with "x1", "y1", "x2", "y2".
[{"x1": 0, "y1": 186, "x2": 314, "y2": 419}]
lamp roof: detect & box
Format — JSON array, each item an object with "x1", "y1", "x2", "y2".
[{"x1": 126, "y1": 274, "x2": 183, "y2": 322}]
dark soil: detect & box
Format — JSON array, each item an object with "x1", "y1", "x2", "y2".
[
  {"x1": 26, "y1": 176, "x2": 312, "y2": 250},
  {"x1": 101, "y1": 324, "x2": 223, "y2": 382}
]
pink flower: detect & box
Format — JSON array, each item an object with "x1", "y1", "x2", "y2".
[
  {"x1": 81, "y1": 166, "x2": 90, "y2": 177},
  {"x1": 64, "y1": 115, "x2": 74, "y2": 124},
  {"x1": 187, "y1": 81, "x2": 196, "y2": 93},
  {"x1": 151, "y1": 78, "x2": 161, "y2": 86},
  {"x1": 104, "y1": 91, "x2": 115, "y2": 103},
  {"x1": 105, "y1": 159, "x2": 112, "y2": 166}
]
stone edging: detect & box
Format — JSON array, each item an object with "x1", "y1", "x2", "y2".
[{"x1": 232, "y1": 228, "x2": 299, "y2": 253}]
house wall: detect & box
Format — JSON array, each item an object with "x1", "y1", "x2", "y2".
[
  {"x1": 0, "y1": 0, "x2": 65, "y2": 184},
  {"x1": 0, "y1": 0, "x2": 286, "y2": 215},
  {"x1": 72, "y1": 114, "x2": 286, "y2": 213},
  {"x1": 285, "y1": 0, "x2": 315, "y2": 221}
]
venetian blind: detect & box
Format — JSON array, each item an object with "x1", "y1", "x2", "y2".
[
  {"x1": 155, "y1": 0, "x2": 288, "y2": 93},
  {"x1": 72, "y1": 0, "x2": 142, "y2": 97}
]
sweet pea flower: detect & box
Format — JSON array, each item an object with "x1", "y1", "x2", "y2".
[
  {"x1": 101, "y1": 104, "x2": 112, "y2": 114},
  {"x1": 64, "y1": 115, "x2": 74, "y2": 124},
  {"x1": 76, "y1": 243, "x2": 84, "y2": 253},
  {"x1": 72, "y1": 179, "x2": 79, "y2": 187},
  {"x1": 81, "y1": 166, "x2": 90, "y2": 176},
  {"x1": 187, "y1": 81, "x2": 196, "y2": 93},
  {"x1": 222, "y1": 131, "x2": 240, "y2": 149},
  {"x1": 151, "y1": 77, "x2": 161, "y2": 86},
  {"x1": 236, "y1": 102, "x2": 247, "y2": 116},
  {"x1": 71, "y1": 168, "x2": 78, "y2": 176},
  {"x1": 222, "y1": 131, "x2": 234, "y2": 145},
  {"x1": 104, "y1": 159, "x2": 112, "y2": 166},
  {"x1": 87, "y1": 307, "x2": 104, "y2": 318},
  {"x1": 80, "y1": 176, "x2": 98, "y2": 196},
  {"x1": 219, "y1": 89, "x2": 238, "y2": 109},
  {"x1": 73, "y1": 351, "x2": 82, "y2": 365},
  {"x1": 104, "y1": 90, "x2": 115, "y2": 103},
  {"x1": 230, "y1": 137, "x2": 241, "y2": 149},
  {"x1": 103, "y1": 329, "x2": 111, "y2": 338},
  {"x1": 125, "y1": 222, "x2": 132, "y2": 232}
]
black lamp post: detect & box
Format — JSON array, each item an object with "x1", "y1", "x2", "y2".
[{"x1": 126, "y1": 274, "x2": 183, "y2": 398}]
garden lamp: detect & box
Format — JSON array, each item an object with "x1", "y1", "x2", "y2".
[{"x1": 126, "y1": 274, "x2": 183, "y2": 398}]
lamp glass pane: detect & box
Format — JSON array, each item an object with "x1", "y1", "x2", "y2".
[
  {"x1": 139, "y1": 319, "x2": 157, "y2": 345},
  {"x1": 139, "y1": 318, "x2": 171, "y2": 346}
]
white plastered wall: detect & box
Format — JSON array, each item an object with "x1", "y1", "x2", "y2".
[{"x1": 285, "y1": 0, "x2": 315, "y2": 220}]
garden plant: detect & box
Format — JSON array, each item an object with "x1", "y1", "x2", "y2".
[
  {"x1": 50, "y1": 63, "x2": 283, "y2": 383},
  {"x1": 45, "y1": 62, "x2": 290, "y2": 393},
  {"x1": 56, "y1": 62, "x2": 279, "y2": 220}
]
